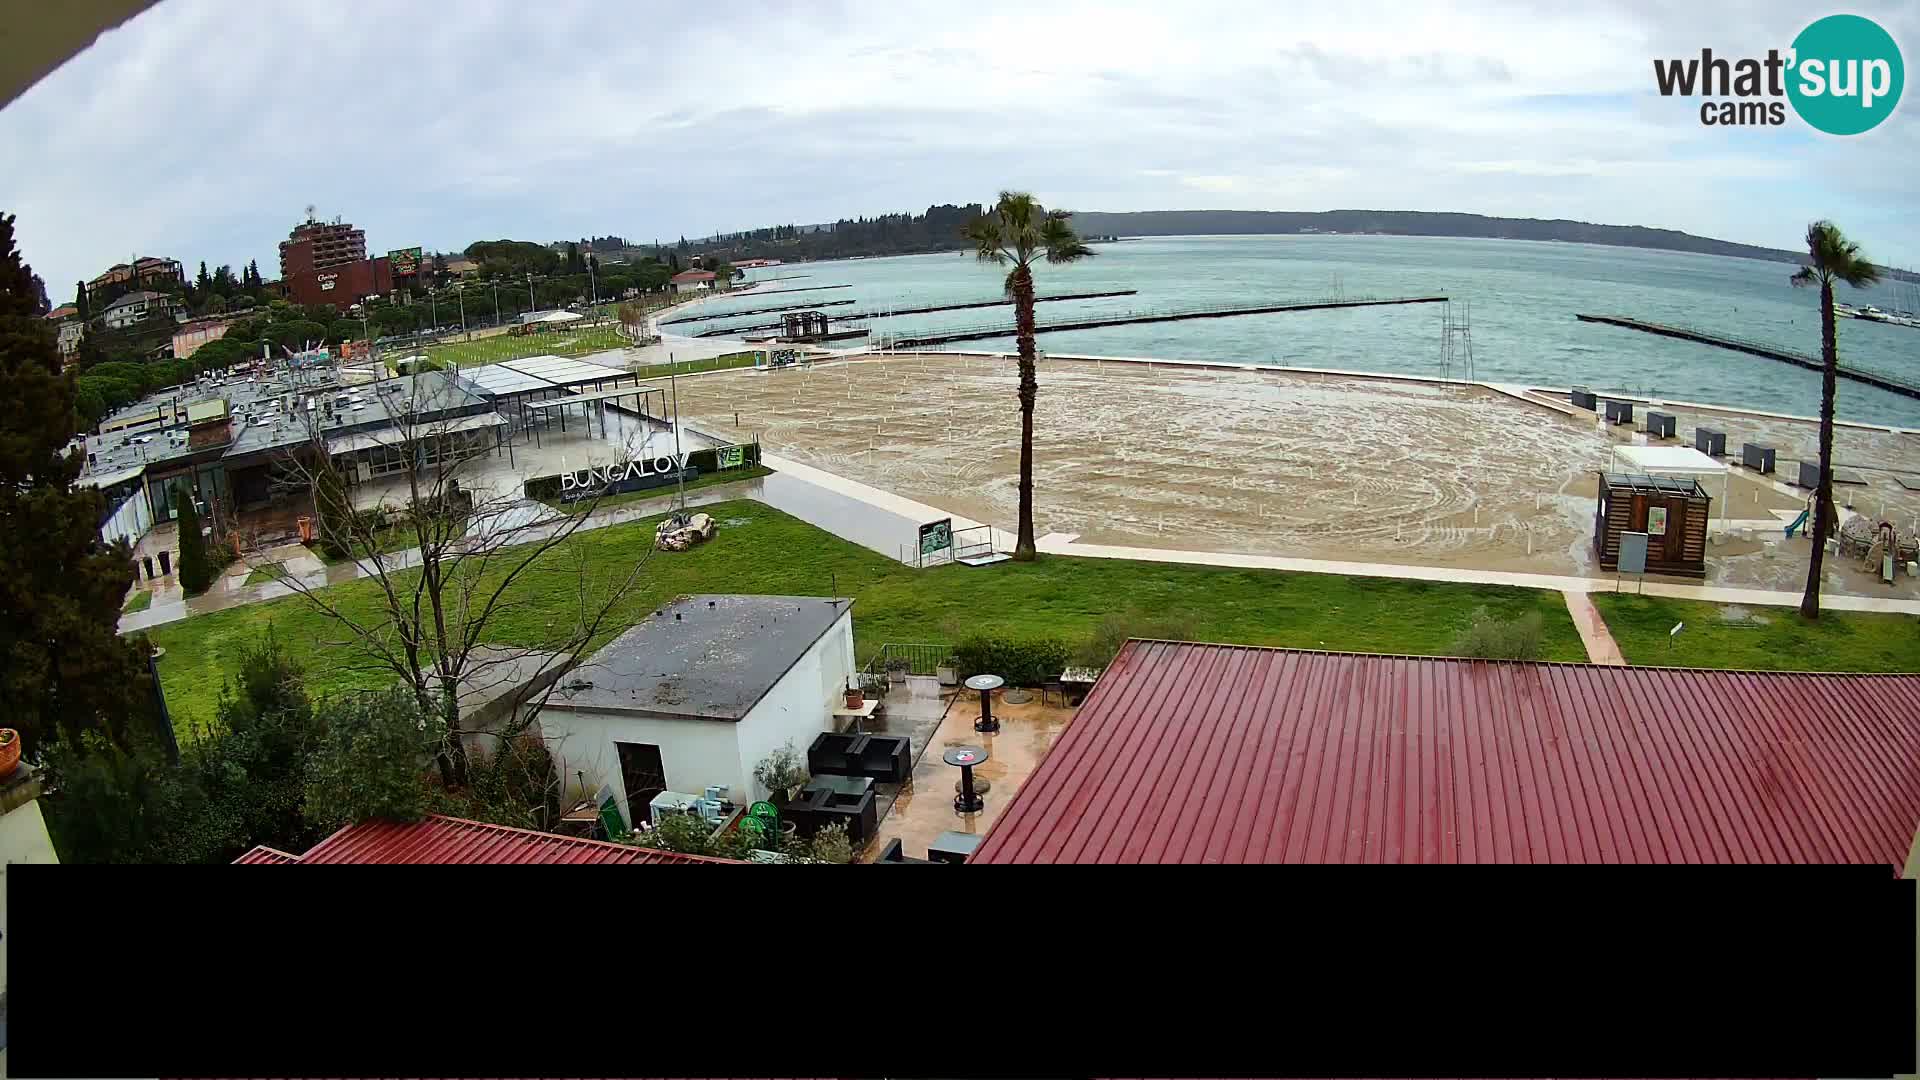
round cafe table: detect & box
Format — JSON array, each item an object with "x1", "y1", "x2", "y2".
[
  {"x1": 944, "y1": 744, "x2": 989, "y2": 814},
  {"x1": 965, "y1": 673, "x2": 1004, "y2": 734}
]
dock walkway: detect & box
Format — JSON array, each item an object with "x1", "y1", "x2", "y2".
[
  {"x1": 1575, "y1": 313, "x2": 1920, "y2": 400},
  {"x1": 880, "y1": 295, "x2": 1448, "y2": 348}
]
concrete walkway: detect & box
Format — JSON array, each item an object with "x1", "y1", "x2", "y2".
[
  {"x1": 1562, "y1": 591, "x2": 1627, "y2": 665},
  {"x1": 1031, "y1": 532, "x2": 1920, "y2": 615}
]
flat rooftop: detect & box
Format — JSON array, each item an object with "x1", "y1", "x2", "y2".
[{"x1": 551, "y1": 594, "x2": 851, "y2": 721}]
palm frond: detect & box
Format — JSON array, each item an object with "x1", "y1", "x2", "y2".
[
  {"x1": 1802, "y1": 219, "x2": 1881, "y2": 290},
  {"x1": 1790, "y1": 265, "x2": 1820, "y2": 289}
]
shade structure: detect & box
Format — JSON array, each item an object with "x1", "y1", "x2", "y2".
[{"x1": 1611, "y1": 443, "x2": 1731, "y2": 523}]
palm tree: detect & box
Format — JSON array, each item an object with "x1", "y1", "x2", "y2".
[
  {"x1": 966, "y1": 192, "x2": 1094, "y2": 560},
  {"x1": 1790, "y1": 220, "x2": 1881, "y2": 620}
]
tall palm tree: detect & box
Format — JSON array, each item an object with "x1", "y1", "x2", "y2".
[
  {"x1": 967, "y1": 192, "x2": 1093, "y2": 560},
  {"x1": 1790, "y1": 220, "x2": 1881, "y2": 620}
]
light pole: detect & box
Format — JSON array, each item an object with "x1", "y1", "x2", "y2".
[
  {"x1": 588, "y1": 254, "x2": 597, "y2": 310},
  {"x1": 457, "y1": 288, "x2": 467, "y2": 340},
  {"x1": 527, "y1": 271, "x2": 536, "y2": 313}
]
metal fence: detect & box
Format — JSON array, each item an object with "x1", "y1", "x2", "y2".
[{"x1": 861, "y1": 642, "x2": 954, "y2": 679}]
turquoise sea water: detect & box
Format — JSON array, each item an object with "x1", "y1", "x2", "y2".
[{"x1": 724, "y1": 235, "x2": 1920, "y2": 428}]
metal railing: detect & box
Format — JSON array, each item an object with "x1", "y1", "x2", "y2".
[{"x1": 861, "y1": 642, "x2": 954, "y2": 681}]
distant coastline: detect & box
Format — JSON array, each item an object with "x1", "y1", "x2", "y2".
[{"x1": 1062, "y1": 209, "x2": 1917, "y2": 282}]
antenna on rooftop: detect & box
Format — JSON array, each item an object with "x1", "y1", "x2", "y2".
[{"x1": 304, "y1": 203, "x2": 317, "y2": 223}]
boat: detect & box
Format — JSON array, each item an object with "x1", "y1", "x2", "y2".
[{"x1": 1857, "y1": 305, "x2": 1890, "y2": 322}]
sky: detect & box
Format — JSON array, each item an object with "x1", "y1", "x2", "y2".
[{"x1": 3, "y1": 0, "x2": 1917, "y2": 293}]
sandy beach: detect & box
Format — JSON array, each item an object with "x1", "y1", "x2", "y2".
[{"x1": 669, "y1": 353, "x2": 1920, "y2": 599}]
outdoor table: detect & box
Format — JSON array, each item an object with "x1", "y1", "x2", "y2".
[
  {"x1": 831, "y1": 696, "x2": 880, "y2": 732},
  {"x1": 1060, "y1": 666, "x2": 1103, "y2": 705},
  {"x1": 944, "y1": 744, "x2": 989, "y2": 814},
  {"x1": 928, "y1": 830, "x2": 984, "y2": 863},
  {"x1": 965, "y1": 673, "x2": 1004, "y2": 734},
  {"x1": 804, "y1": 774, "x2": 874, "y2": 800}
]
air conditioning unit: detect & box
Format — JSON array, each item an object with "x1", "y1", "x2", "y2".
[{"x1": 649, "y1": 790, "x2": 701, "y2": 824}]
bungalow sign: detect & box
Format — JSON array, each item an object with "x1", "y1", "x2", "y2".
[
  {"x1": 524, "y1": 442, "x2": 760, "y2": 503},
  {"x1": 559, "y1": 453, "x2": 691, "y2": 501}
]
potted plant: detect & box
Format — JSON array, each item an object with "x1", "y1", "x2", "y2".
[
  {"x1": 0, "y1": 729, "x2": 17, "y2": 778},
  {"x1": 843, "y1": 677, "x2": 865, "y2": 710},
  {"x1": 754, "y1": 741, "x2": 809, "y2": 805}
]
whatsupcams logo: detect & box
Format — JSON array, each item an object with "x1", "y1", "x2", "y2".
[{"x1": 1653, "y1": 14, "x2": 1904, "y2": 134}]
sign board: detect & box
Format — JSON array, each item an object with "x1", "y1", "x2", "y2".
[
  {"x1": 554, "y1": 453, "x2": 693, "y2": 502},
  {"x1": 1618, "y1": 531, "x2": 1650, "y2": 575},
  {"x1": 717, "y1": 445, "x2": 745, "y2": 469},
  {"x1": 388, "y1": 247, "x2": 423, "y2": 276},
  {"x1": 919, "y1": 517, "x2": 954, "y2": 557},
  {"x1": 1646, "y1": 506, "x2": 1669, "y2": 537}
]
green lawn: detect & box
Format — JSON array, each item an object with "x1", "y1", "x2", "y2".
[
  {"x1": 1590, "y1": 593, "x2": 1920, "y2": 672},
  {"x1": 535, "y1": 464, "x2": 775, "y2": 513},
  {"x1": 146, "y1": 500, "x2": 1585, "y2": 735},
  {"x1": 123, "y1": 590, "x2": 152, "y2": 614},
  {"x1": 422, "y1": 325, "x2": 632, "y2": 368}
]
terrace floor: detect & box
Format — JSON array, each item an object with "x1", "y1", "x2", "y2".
[{"x1": 859, "y1": 686, "x2": 1078, "y2": 862}]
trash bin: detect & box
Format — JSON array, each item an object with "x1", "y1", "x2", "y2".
[
  {"x1": 142, "y1": 555, "x2": 155, "y2": 580},
  {"x1": 157, "y1": 550, "x2": 171, "y2": 576}
]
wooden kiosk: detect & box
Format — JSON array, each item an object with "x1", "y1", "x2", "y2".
[{"x1": 1594, "y1": 472, "x2": 1712, "y2": 578}]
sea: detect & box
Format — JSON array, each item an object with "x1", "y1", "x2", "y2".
[{"x1": 726, "y1": 235, "x2": 1920, "y2": 429}]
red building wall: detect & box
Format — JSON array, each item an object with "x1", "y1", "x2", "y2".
[{"x1": 284, "y1": 257, "x2": 393, "y2": 310}]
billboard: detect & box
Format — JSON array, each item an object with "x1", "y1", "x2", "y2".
[{"x1": 388, "y1": 247, "x2": 423, "y2": 276}]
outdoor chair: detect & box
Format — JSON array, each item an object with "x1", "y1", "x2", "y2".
[{"x1": 1040, "y1": 681, "x2": 1068, "y2": 708}]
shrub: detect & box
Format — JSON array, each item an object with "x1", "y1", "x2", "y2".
[
  {"x1": 951, "y1": 634, "x2": 1071, "y2": 688},
  {"x1": 174, "y1": 483, "x2": 214, "y2": 595},
  {"x1": 753, "y1": 740, "x2": 809, "y2": 800},
  {"x1": 805, "y1": 822, "x2": 854, "y2": 865},
  {"x1": 1451, "y1": 606, "x2": 1545, "y2": 661},
  {"x1": 302, "y1": 686, "x2": 446, "y2": 831},
  {"x1": 1077, "y1": 608, "x2": 1201, "y2": 667}
]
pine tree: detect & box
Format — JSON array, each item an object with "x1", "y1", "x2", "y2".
[
  {"x1": 196, "y1": 261, "x2": 212, "y2": 293},
  {"x1": 74, "y1": 279, "x2": 89, "y2": 319},
  {"x1": 0, "y1": 212, "x2": 153, "y2": 758},
  {"x1": 174, "y1": 482, "x2": 213, "y2": 595}
]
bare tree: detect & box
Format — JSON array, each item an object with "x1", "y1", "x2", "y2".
[{"x1": 241, "y1": 368, "x2": 659, "y2": 790}]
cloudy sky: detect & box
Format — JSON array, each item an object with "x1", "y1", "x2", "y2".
[{"x1": 3, "y1": 0, "x2": 1916, "y2": 291}]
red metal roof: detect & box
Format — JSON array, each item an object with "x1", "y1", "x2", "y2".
[
  {"x1": 974, "y1": 642, "x2": 1920, "y2": 865},
  {"x1": 233, "y1": 814, "x2": 743, "y2": 865},
  {"x1": 232, "y1": 845, "x2": 301, "y2": 864},
  {"x1": 670, "y1": 269, "x2": 717, "y2": 282}
]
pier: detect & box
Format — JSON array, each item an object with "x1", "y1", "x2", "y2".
[
  {"x1": 1575, "y1": 314, "x2": 1920, "y2": 400},
  {"x1": 691, "y1": 289, "x2": 1141, "y2": 338},
  {"x1": 661, "y1": 297, "x2": 858, "y2": 325},
  {"x1": 873, "y1": 295, "x2": 1449, "y2": 348}
]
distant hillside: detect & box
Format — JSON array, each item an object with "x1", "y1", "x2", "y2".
[{"x1": 1064, "y1": 209, "x2": 1811, "y2": 265}]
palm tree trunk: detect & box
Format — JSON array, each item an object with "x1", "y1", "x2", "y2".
[
  {"x1": 1011, "y1": 263, "x2": 1038, "y2": 560},
  {"x1": 1800, "y1": 279, "x2": 1838, "y2": 620}
]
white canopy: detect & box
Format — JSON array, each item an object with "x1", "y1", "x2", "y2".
[
  {"x1": 526, "y1": 309, "x2": 583, "y2": 325},
  {"x1": 1610, "y1": 444, "x2": 1731, "y2": 522}
]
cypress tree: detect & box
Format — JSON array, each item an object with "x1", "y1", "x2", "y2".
[
  {"x1": 0, "y1": 212, "x2": 152, "y2": 758},
  {"x1": 174, "y1": 483, "x2": 212, "y2": 595}
]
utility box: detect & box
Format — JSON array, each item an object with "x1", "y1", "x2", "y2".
[
  {"x1": 1645, "y1": 411, "x2": 1676, "y2": 439},
  {"x1": 1570, "y1": 387, "x2": 1598, "y2": 411},
  {"x1": 1797, "y1": 460, "x2": 1826, "y2": 489},
  {"x1": 1604, "y1": 400, "x2": 1634, "y2": 426},
  {"x1": 1695, "y1": 428, "x2": 1726, "y2": 456},
  {"x1": 1742, "y1": 443, "x2": 1776, "y2": 474}
]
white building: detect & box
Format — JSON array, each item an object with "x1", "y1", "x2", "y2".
[
  {"x1": 100, "y1": 290, "x2": 177, "y2": 331},
  {"x1": 537, "y1": 594, "x2": 856, "y2": 827}
]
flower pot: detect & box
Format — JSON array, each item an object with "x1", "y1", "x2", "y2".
[
  {"x1": 0, "y1": 729, "x2": 18, "y2": 779},
  {"x1": 844, "y1": 688, "x2": 864, "y2": 709},
  {"x1": 936, "y1": 664, "x2": 958, "y2": 686}
]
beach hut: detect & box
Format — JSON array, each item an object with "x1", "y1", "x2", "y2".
[{"x1": 1594, "y1": 472, "x2": 1712, "y2": 578}]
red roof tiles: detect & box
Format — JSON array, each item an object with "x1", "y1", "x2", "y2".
[
  {"x1": 974, "y1": 642, "x2": 1920, "y2": 866},
  {"x1": 232, "y1": 814, "x2": 743, "y2": 864}
]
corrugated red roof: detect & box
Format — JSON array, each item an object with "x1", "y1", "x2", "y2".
[
  {"x1": 233, "y1": 814, "x2": 744, "y2": 864},
  {"x1": 232, "y1": 845, "x2": 301, "y2": 864},
  {"x1": 974, "y1": 642, "x2": 1920, "y2": 865}
]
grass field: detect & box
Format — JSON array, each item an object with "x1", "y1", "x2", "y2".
[
  {"x1": 422, "y1": 325, "x2": 632, "y2": 368},
  {"x1": 1590, "y1": 593, "x2": 1920, "y2": 671},
  {"x1": 144, "y1": 500, "x2": 1586, "y2": 734},
  {"x1": 123, "y1": 590, "x2": 151, "y2": 614}
]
